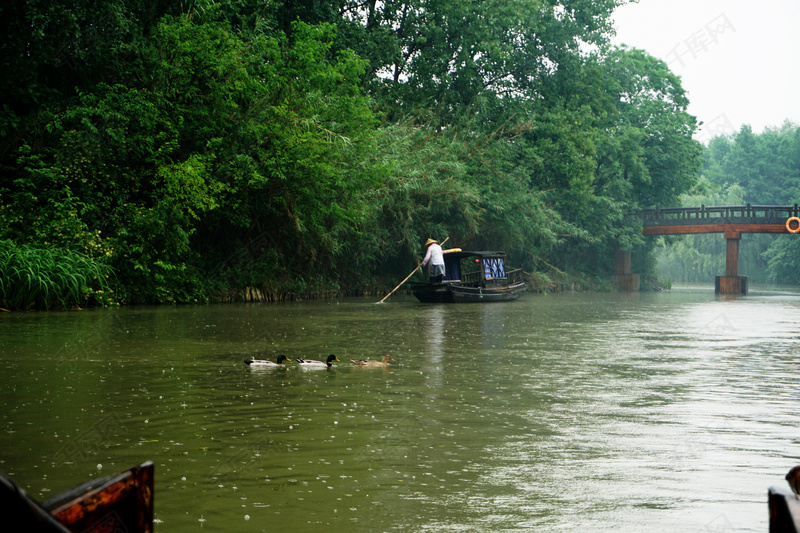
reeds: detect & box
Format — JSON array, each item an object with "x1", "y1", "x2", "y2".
[{"x1": 0, "y1": 240, "x2": 113, "y2": 310}]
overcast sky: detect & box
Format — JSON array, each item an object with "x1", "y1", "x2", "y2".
[{"x1": 611, "y1": 0, "x2": 800, "y2": 143}]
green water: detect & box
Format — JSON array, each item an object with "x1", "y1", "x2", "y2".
[{"x1": 2, "y1": 286, "x2": 800, "y2": 531}]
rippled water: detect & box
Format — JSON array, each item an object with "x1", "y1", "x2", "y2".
[{"x1": 2, "y1": 286, "x2": 800, "y2": 531}]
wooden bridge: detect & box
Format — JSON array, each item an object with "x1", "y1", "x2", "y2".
[{"x1": 616, "y1": 205, "x2": 800, "y2": 294}]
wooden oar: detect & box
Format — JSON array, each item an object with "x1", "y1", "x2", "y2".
[{"x1": 378, "y1": 237, "x2": 449, "y2": 303}]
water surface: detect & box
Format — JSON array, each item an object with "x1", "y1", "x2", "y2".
[{"x1": 2, "y1": 285, "x2": 800, "y2": 531}]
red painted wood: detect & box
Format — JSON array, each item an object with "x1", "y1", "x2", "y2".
[
  {"x1": 47, "y1": 462, "x2": 154, "y2": 533},
  {"x1": 643, "y1": 223, "x2": 788, "y2": 235},
  {"x1": 726, "y1": 237, "x2": 740, "y2": 277}
]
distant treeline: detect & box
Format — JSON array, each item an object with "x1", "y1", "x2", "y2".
[
  {"x1": 0, "y1": 1, "x2": 703, "y2": 308},
  {"x1": 657, "y1": 123, "x2": 800, "y2": 284}
]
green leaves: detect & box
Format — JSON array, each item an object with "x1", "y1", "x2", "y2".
[
  {"x1": 600, "y1": 46, "x2": 702, "y2": 208},
  {"x1": 0, "y1": 240, "x2": 113, "y2": 310},
  {"x1": 156, "y1": 155, "x2": 221, "y2": 220},
  {"x1": 0, "y1": 1, "x2": 712, "y2": 301}
]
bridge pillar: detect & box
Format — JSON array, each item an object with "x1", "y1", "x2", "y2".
[
  {"x1": 716, "y1": 231, "x2": 748, "y2": 295},
  {"x1": 725, "y1": 230, "x2": 740, "y2": 276},
  {"x1": 611, "y1": 249, "x2": 640, "y2": 291}
]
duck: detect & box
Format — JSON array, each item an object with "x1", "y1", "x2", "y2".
[
  {"x1": 296, "y1": 354, "x2": 340, "y2": 368},
  {"x1": 244, "y1": 354, "x2": 289, "y2": 367},
  {"x1": 350, "y1": 355, "x2": 395, "y2": 367}
]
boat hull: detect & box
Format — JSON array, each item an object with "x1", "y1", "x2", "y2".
[
  {"x1": 410, "y1": 281, "x2": 526, "y2": 303},
  {"x1": 451, "y1": 281, "x2": 527, "y2": 302},
  {"x1": 43, "y1": 462, "x2": 154, "y2": 533},
  {"x1": 2, "y1": 462, "x2": 154, "y2": 533},
  {"x1": 409, "y1": 281, "x2": 457, "y2": 303}
]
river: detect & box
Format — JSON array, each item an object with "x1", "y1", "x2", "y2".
[{"x1": 2, "y1": 285, "x2": 799, "y2": 532}]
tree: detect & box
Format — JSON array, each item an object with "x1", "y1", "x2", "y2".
[
  {"x1": 599, "y1": 46, "x2": 702, "y2": 208},
  {"x1": 0, "y1": 0, "x2": 724, "y2": 303}
]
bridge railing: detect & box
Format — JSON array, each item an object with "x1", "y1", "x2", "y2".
[{"x1": 640, "y1": 204, "x2": 800, "y2": 222}]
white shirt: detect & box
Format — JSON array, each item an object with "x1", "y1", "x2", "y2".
[{"x1": 422, "y1": 243, "x2": 444, "y2": 266}]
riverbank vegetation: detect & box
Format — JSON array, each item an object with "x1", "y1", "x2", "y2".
[
  {"x1": 0, "y1": 240, "x2": 112, "y2": 310},
  {"x1": 1, "y1": 1, "x2": 705, "y2": 308}
]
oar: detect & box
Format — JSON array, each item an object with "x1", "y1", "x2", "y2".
[{"x1": 378, "y1": 237, "x2": 449, "y2": 304}]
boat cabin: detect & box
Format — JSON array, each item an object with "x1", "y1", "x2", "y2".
[{"x1": 441, "y1": 251, "x2": 519, "y2": 286}]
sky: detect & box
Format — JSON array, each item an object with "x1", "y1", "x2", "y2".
[{"x1": 611, "y1": 0, "x2": 800, "y2": 143}]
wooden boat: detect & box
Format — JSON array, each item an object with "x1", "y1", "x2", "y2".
[
  {"x1": 768, "y1": 484, "x2": 800, "y2": 532},
  {"x1": 410, "y1": 250, "x2": 527, "y2": 303},
  {"x1": 1, "y1": 461, "x2": 154, "y2": 533}
]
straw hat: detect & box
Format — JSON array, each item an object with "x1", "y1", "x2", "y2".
[{"x1": 424, "y1": 238, "x2": 438, "y2": 247}]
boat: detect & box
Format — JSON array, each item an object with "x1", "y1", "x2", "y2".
[
  {"x1": 1, "y1": 461, "x2": 154, "y2": 533},
  {"x1": 409, "y1": 250, "x2": 527, "y2": 303}
]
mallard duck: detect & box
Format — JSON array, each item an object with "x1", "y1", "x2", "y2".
[
  {"x1": 350, "y1": 355, "x2": 394, "y2": 367},
  {"x1": 244, "y1": 354, "x2": 289, "y2": 367},
  {"x1": 296, "y1": 354, "x2": 339, "y2": 368}
]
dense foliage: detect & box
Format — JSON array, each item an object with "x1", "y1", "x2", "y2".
[
  {"x1": 0, "y1": 0, "x2": 704, "y2": 307},
  {"x1": 657, "y1": 123, "x2": 800, "y2": 284},
  {"x1": 0, "y1": 240, "x2": 112, "y2": 310}
]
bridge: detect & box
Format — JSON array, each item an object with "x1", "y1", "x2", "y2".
[{"x1": 615, "y1": 204, "x2": 800, "y2": 294}]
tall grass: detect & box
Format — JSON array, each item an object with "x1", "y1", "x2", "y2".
[{"x1": 0, "y1": 240, "x2": 113, "y2": 310}]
